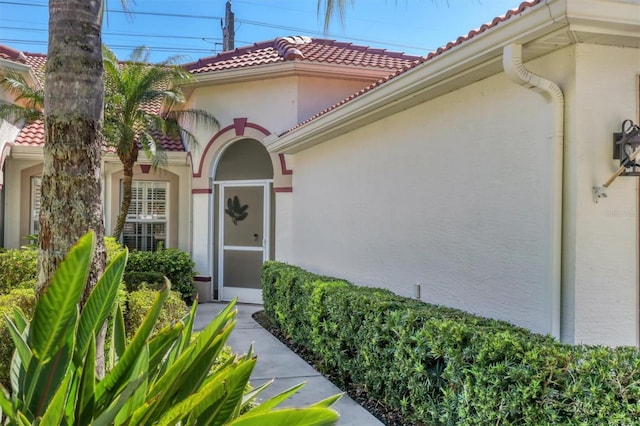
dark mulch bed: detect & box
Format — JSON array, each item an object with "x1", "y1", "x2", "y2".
[{"x1": 252, "y1": 310, "x2": 415, "y2": 426}]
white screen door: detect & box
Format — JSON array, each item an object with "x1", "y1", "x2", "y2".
[{"x1": 218, "y1": 181, "x2": 269, "y2": 303}]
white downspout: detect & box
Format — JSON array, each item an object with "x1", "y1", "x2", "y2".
[{"x1": 503, "y1": 43, "x2": 564, "y2": 340}]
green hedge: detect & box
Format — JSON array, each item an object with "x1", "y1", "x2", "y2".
[
  {"x1": 123, "y1": 271, "x2": 166, "y2": 292},
  {"x1": 0, "y1": 288, "x2": 37, "y2": 387},
  {"x1": 126, "y1": 249, "x2": 196, "y2": 302},
  {"x1": 0, "y1": 248, "x2": 38, "y2": 294},
  {"x1": 105, "y1": 236, "x2": 126, "y2": 265},
  {"x1": 0, "y1": 238, "x2": 123, "y2": 295},
  {"x1": 125, "y1": 288, "x2": 189, "y2": 339},
  {"x1": 262, "y1": 261, "x2": 640, "y2": 425}
]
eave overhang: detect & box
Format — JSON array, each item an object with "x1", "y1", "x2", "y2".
[
  {"x1": 0, "y1": 58, "x2": 41, "y2": 90},
  {"x1": 7, "y1": 144, "x2": 42, "y2": 160},
  {"x1": 103, "y1": 151, "x2": 190, "y2": 167},
  {"x1": 185, "y1": 61, "x2": 402, "y2": 92},
  {"x1": 265, "y1": 0, "x2": 640, "y2": 154}
]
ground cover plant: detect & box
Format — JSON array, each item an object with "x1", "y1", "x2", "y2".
[
  {"x1": 0, "y1": 234, "x2": 340, "y2": 425},
  {"x1": 125, "y1": 248, "x2": 196, "y2": 302},
  {"x1": 262, "y1": 261, "x2": 640, "y2": 425}
]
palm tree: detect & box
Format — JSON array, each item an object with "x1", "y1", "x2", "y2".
[
  {"x1": 102, "y1": 46, "x2": 218, "y2": 241},
  {"x1": 39, "y1": 0, "x2": 106, "y2": 307},
  {"x1": 0, "y1": 71, "x2": 43, "y2": 123}
]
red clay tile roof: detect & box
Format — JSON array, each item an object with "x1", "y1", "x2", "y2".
[
  {"x1": 0, "y1": 47, "x2": 47, "y2": 85},
  {"x1": 184, "y1": 36, "x2": 421, "y2": 74},
  {"x1": 23, "y1": 53, "x2": 47, "y2": 84},
  {"x1": 282, "y1": 1, "x2": 542, "y2": 135},
  {"x1": 11, "y1": 118, "x2": 184, "y2": 152},
  {"x1": 0, "y1": 45, "x2": 26, "y2": 63},
  {"x1": 13, "y1": 119, "x2": 44, "y2": 146}
]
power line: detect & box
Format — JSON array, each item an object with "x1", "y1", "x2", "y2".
[
  {"x1": 0, "y1": 25, "x2": 221, "y2": 43},
  {"x1": 0, "y1": 0, "x2": 430, "y2": 52},
  {"x1": 0, "y1": 38, "x2": 220, "y2": 55},
  {"x1": 0, "y1": 1, "x2": 223, "y2": 20}
]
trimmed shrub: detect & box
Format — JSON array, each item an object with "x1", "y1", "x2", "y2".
[
  {"x1": 122, "y1": 271, "x2": 165, "y2": 292},
  {"x1": 126, "y1": 249, "x2": 195, "y2": 302},
  {"x1": 262, "y1": 261, "x2": 640, "y2": 425},
  {"x1": 125, "y1": 288, "x2": 189, "y2": 338},
  {"x1": 0, "y1": 238, "x2": 123, "y2": 295},
  {"x1": 104, "y1": 236, "x2": 125, "y2": 265},
  {"x1": 0, "y1": 288, "x2": 36, "y2": 388},
  {"x1": 0, "y1": 248, "x2": 37, "y2": 294}
]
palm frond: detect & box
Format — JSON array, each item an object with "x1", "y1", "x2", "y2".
[
  {"x1": 168, "y1": 109, "x2": 219, "y2": 142},
  {"x1": 0, "y1": 71, "x2": 44, "y2": 123},
  {"x1": 0, "y1": 101, "x2": 40, "y2": 124},
  {"x1": 128, "y1": 46, "x2": 151, "y2": 65},
  {"x1": 318, "y1": 0, "x2": 354, "y2": 31},
  {"x1": 137, "y1": 130, "x2": 166, "y2": 169},
  {"x1": 102, "y1": 46, "x2": 218, "y2": 168}
]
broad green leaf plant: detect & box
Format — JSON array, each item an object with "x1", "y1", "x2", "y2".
[{"x1": 0, "y1": 232, "x2": 340, "y2": 425}]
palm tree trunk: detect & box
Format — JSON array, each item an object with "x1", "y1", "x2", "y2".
[
  {"x1": 112, "y1": 155, "x2": 136, "y2": 241},
  {"x1": 40, "y1": 0, "x2": 106, "y2": 373}
]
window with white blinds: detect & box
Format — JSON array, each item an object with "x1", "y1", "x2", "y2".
[
  {"x1": 30, "y1": 176, "x2": 41, "y2": 235},
  {"x1": 122, "y1": 181, "x2": 168, "y2": 251}
]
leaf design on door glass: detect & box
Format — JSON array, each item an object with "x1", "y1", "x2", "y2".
[{"x1": 225, "y1": 195, "x2": 249, "y2": 225}]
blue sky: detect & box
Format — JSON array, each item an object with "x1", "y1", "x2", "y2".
[{"x1": 1, "y1": 0, "x2": 522, "y2": 63}]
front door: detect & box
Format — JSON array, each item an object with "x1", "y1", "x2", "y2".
[{"x1": 218, "y1": 181, "x2": 270, "y2": 303}]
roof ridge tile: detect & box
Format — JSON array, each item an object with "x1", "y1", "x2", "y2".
[
  {"x1": 0, "y1": 44, "x2": 27, "y2": 63},
  {"x1": 273, "y1": 36, "x2": 311, "y2": 60}
]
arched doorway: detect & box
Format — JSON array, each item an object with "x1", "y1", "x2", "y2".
[{"x1": 213, "y1": 138, "x2": 274, "y2": 303}]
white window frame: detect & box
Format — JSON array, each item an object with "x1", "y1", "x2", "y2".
[
  {"x1": 30, "y1": 176, "x2": 42, "y2": 235},
  {"x1": 121, "y1": 180, "x2": 169, "y2": 251}
]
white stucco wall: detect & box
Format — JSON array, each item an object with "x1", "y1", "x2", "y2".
[
  {"x1": 274, "y1": 191, "x2": 293, "y2": 263},
  {"x1": 0, "y1": 121, "x2": 20, "y2": 148},
  {"x1": 289, "y1": 78, "x2": 556, "y2": 334},
  {"x1": 0, "y1": 122, "x2": 20, "y2": 190},
  {"x1": 288, "y1": 51, "x2": 579, "y2": 336},
  {"x1": 185, "y1": 73, "x2": 378, "y2": 300},
  {"x1": 187, "y1": 78, "x2": 299, "y2": 169},
  {"x1": 297, "y1": 76, "x2": 378, "y2": 124},
  {"x1": 192, "y1": 192, "x2": 212, "y2": 301},
  {"x1": 566, "y1": 44, "x2": 640, "y2": 346},
  {"x1": 3, "y1": 158, "x2": 41, "y2": 248},
  {"x1": 285, "y1": 42, "x2": 640, "y2": 345},
  {"x1": 187, "y1": 74, "x2": 387, "y2": 169}
]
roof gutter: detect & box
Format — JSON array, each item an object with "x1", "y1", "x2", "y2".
[
  {"x1": 503, "y1": 43, "x2": 564, "y2": 340},
  {"x1": 188, "y1": 61, "x2": 396, "y2": 87},
  {"x1": 0, "y1": 142, "x2": 11, "y2": 189},
  {"x1": 0, "y1": 58, "x2": 41, "y2": 90},
  {"x1": 102, "y1": 151, "x2": 190, "y2": 166}
]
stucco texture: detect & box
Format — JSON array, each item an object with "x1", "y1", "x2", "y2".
[{"x1": 289, "y1": 67, "x2": 556, "y2": 336}]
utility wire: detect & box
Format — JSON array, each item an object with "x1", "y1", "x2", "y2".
[{"x1": 0, "y1": 0, "x2": 430, "y2": 52}]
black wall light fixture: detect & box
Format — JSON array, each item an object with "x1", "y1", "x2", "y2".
[
  {"x1": 593, "y1": 119, "x2": 640, "y2": 203},
  {"x1": 613, "y1": 119, "x2": 640, "y2": 175}
]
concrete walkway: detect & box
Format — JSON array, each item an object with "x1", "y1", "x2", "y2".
[{"x1": 194, "y1": 302, "x2": 383, "y2": 426}]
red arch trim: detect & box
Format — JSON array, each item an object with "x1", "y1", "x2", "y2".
[
  {"x1": 193, "y1": 119, "x2": 274, "y2": 178},
  {"x1": 278, "y1": 154, "x2": 293, "y2": 175},
  {"x1": 192, "y1": 188, "x2": 212, "y2": 194},
  {"x1": 274, "y1": 187, "x2": 293, "y2": 193}
]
